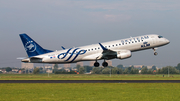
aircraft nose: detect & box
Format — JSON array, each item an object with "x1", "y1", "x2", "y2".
[{"x1": 166, "y1": 39, "x2": 170, "y2": 44}]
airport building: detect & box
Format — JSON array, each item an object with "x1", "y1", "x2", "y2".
[
  {"x1": 76, "y1": 62, "x2": 83, "y2": 67},
  {"x1": 63, "y1": 63, "x2": 71, "y2": 68},
  {"x1": 21, "y1": 63, "x2": 34, "y2": 69},
  {"x1": 147, "y1": 66, "x2": 153, "y2": 69},
  {"x1": 134, "y1": 65, "x2": 143, "y2": 68},
  {"x1": 90, "y1": 61, "x2": 95, "y2": 67},
  {"x1": 106, "y1": 60, "x2": 112, "y2": 66}
]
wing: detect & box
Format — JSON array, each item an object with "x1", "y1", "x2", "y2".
[
  {"x1": 98, "y1": 43, "x2": 132, "y2": 60},
  {"x1": 98, "y1": 43, "x2": 117, "y2": 60}
]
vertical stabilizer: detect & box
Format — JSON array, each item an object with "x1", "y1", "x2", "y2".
[{"x1": 19, "y1": 33, "x2": 53, "y2": 57}]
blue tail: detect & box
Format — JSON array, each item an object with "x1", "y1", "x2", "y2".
[{"x1": 19, "y1": 33, "x2": 53, "y2": 57}]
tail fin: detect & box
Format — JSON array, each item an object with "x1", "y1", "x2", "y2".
[{"x1": 19, "y1": 33, "x2": 53, "y2": 57}]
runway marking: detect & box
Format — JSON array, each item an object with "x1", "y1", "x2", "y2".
[{"x1": 0, "y1": 80, "x2": 180, "y2": 83}]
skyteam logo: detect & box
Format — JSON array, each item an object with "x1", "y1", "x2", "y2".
[
  {"x1": 141, "y1": 42, "x2": 150, "y2": 48},
  {"x1": 57, "y1": 48, "x2": 87, "y2": 62},
  {"x1": 25, "y1": 41, "x2": 36, "y2": 52}
]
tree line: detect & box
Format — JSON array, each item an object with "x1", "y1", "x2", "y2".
[
  {"x1": 2, "y1": 63, "x2": 180, "y2": 74},
  {"x1": 73, "y1": 63, "x2": 180, "y2": 74},
  {"x1": 36, "y1": 63, "x2": 180, "y2": 74}
]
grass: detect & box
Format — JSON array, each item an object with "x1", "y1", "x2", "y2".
[
  {"x1": 0, "y1": 83, "x2": 180, "y2": 101},
  {"x1": 0, "y1": 74, "x2": 179, "y2": 101},
  {"x1": 0, "y1": 74, "x2": 180, "y2": 80}
]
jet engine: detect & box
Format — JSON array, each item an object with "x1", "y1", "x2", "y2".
[{"x1": 117, "y1": 50, "x2": 132, "y2": 59}]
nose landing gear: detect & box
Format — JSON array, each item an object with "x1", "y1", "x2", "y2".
[{"x1": 153, "y1": 48, "x2": 158, "y2": 56}]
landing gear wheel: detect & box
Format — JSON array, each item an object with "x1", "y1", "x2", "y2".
[
  {"x1": 153, "y1": 48, "x2": 158, "y2": 56},
  {"x1": 102, "y1": 62, "x2": 108, "y2": 67},
  {"x1": 154, "y1": 52, "x2": 158, "y2": 56},
  {"x1": 94, "y1": 62, "x2": 100, "y2": 67}
]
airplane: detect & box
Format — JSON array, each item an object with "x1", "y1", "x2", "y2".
[{"x1": 19, "y1": 33, "x2": 170, "y2": 67}]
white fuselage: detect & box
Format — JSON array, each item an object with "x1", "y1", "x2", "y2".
[{"x1": 22, "y1": 34, "x2": 169, "y2": 64}]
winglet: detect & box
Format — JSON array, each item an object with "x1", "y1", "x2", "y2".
[
  {"x1": 61, "y1": 46, "x2": 66, "y2": 50},
  {"x1": 99, "y1": 43, "x2": 108, "y2": 50}
]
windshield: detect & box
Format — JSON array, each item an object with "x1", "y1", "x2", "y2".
[{"x1": 158, "y1": 36, "x2": 163, "y2": 38}]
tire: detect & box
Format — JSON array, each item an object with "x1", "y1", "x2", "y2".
[
  {"x1": 102, "y1": 62, "x2": 108, "y2": 67},
  {"x1": 94, "y1": 62, "x2": 100, "y2": 67},
  {"x1": 154, "y1": 52, "x2": 158, "y2": 56}
]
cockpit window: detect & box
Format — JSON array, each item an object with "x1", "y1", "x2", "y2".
[{"x1": 158, "y1": 36, "x2": 163, "y2": 38}]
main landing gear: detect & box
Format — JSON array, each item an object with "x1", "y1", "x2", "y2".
[
  {"x1": 153, "y1": 48, "x2": 158, "y2": 56},
  {"x1": 94, "y1": 61, "x2": 100, "y2": 67},
  {"x1": 102, "y1": 60, "x2": 108, "y2": 67},
  {"x1": 94, "y1": 60, "x2": 108, "y2": 67}
]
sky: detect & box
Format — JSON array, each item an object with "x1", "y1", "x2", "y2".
[{"x1": 0, "y1": 0, "x2": 180, "y2": 68}]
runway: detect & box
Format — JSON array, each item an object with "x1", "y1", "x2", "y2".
[{"x1": 0, "y1": 80, "x2": 180, "y2": 83}]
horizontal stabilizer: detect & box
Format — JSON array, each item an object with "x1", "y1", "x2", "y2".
[
  {"x1": 17, "y1": 57, "x2": 27, "y2": 60},
  {"x1": 61, "y1": 46, "x2": 66, "y2": 50}
]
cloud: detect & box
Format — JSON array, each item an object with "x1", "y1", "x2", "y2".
[
  {"x1": 62, "y1": 0, "x2": 180, "y2": 22},
  {"x1": 1, "y1": 0, "x2": 179, "y2": 23},
  {"x1": 105, "y1": 14, "x2": 131, "y2": 22},
  {"x1": 91, "y1": 14, "x2": 132, "y2": 22},
  {"x1": 82, "y1": 0, "x2": 180, "y2": 11}
]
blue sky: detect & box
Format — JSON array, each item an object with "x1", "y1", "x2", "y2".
[{"x1": 0, "y1": 0, "x2": 180, "y2": 68}]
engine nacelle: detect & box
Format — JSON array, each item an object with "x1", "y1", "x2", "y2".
[{"x1": 117, "y1": 50, "x2": 132, "y2": 59}]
